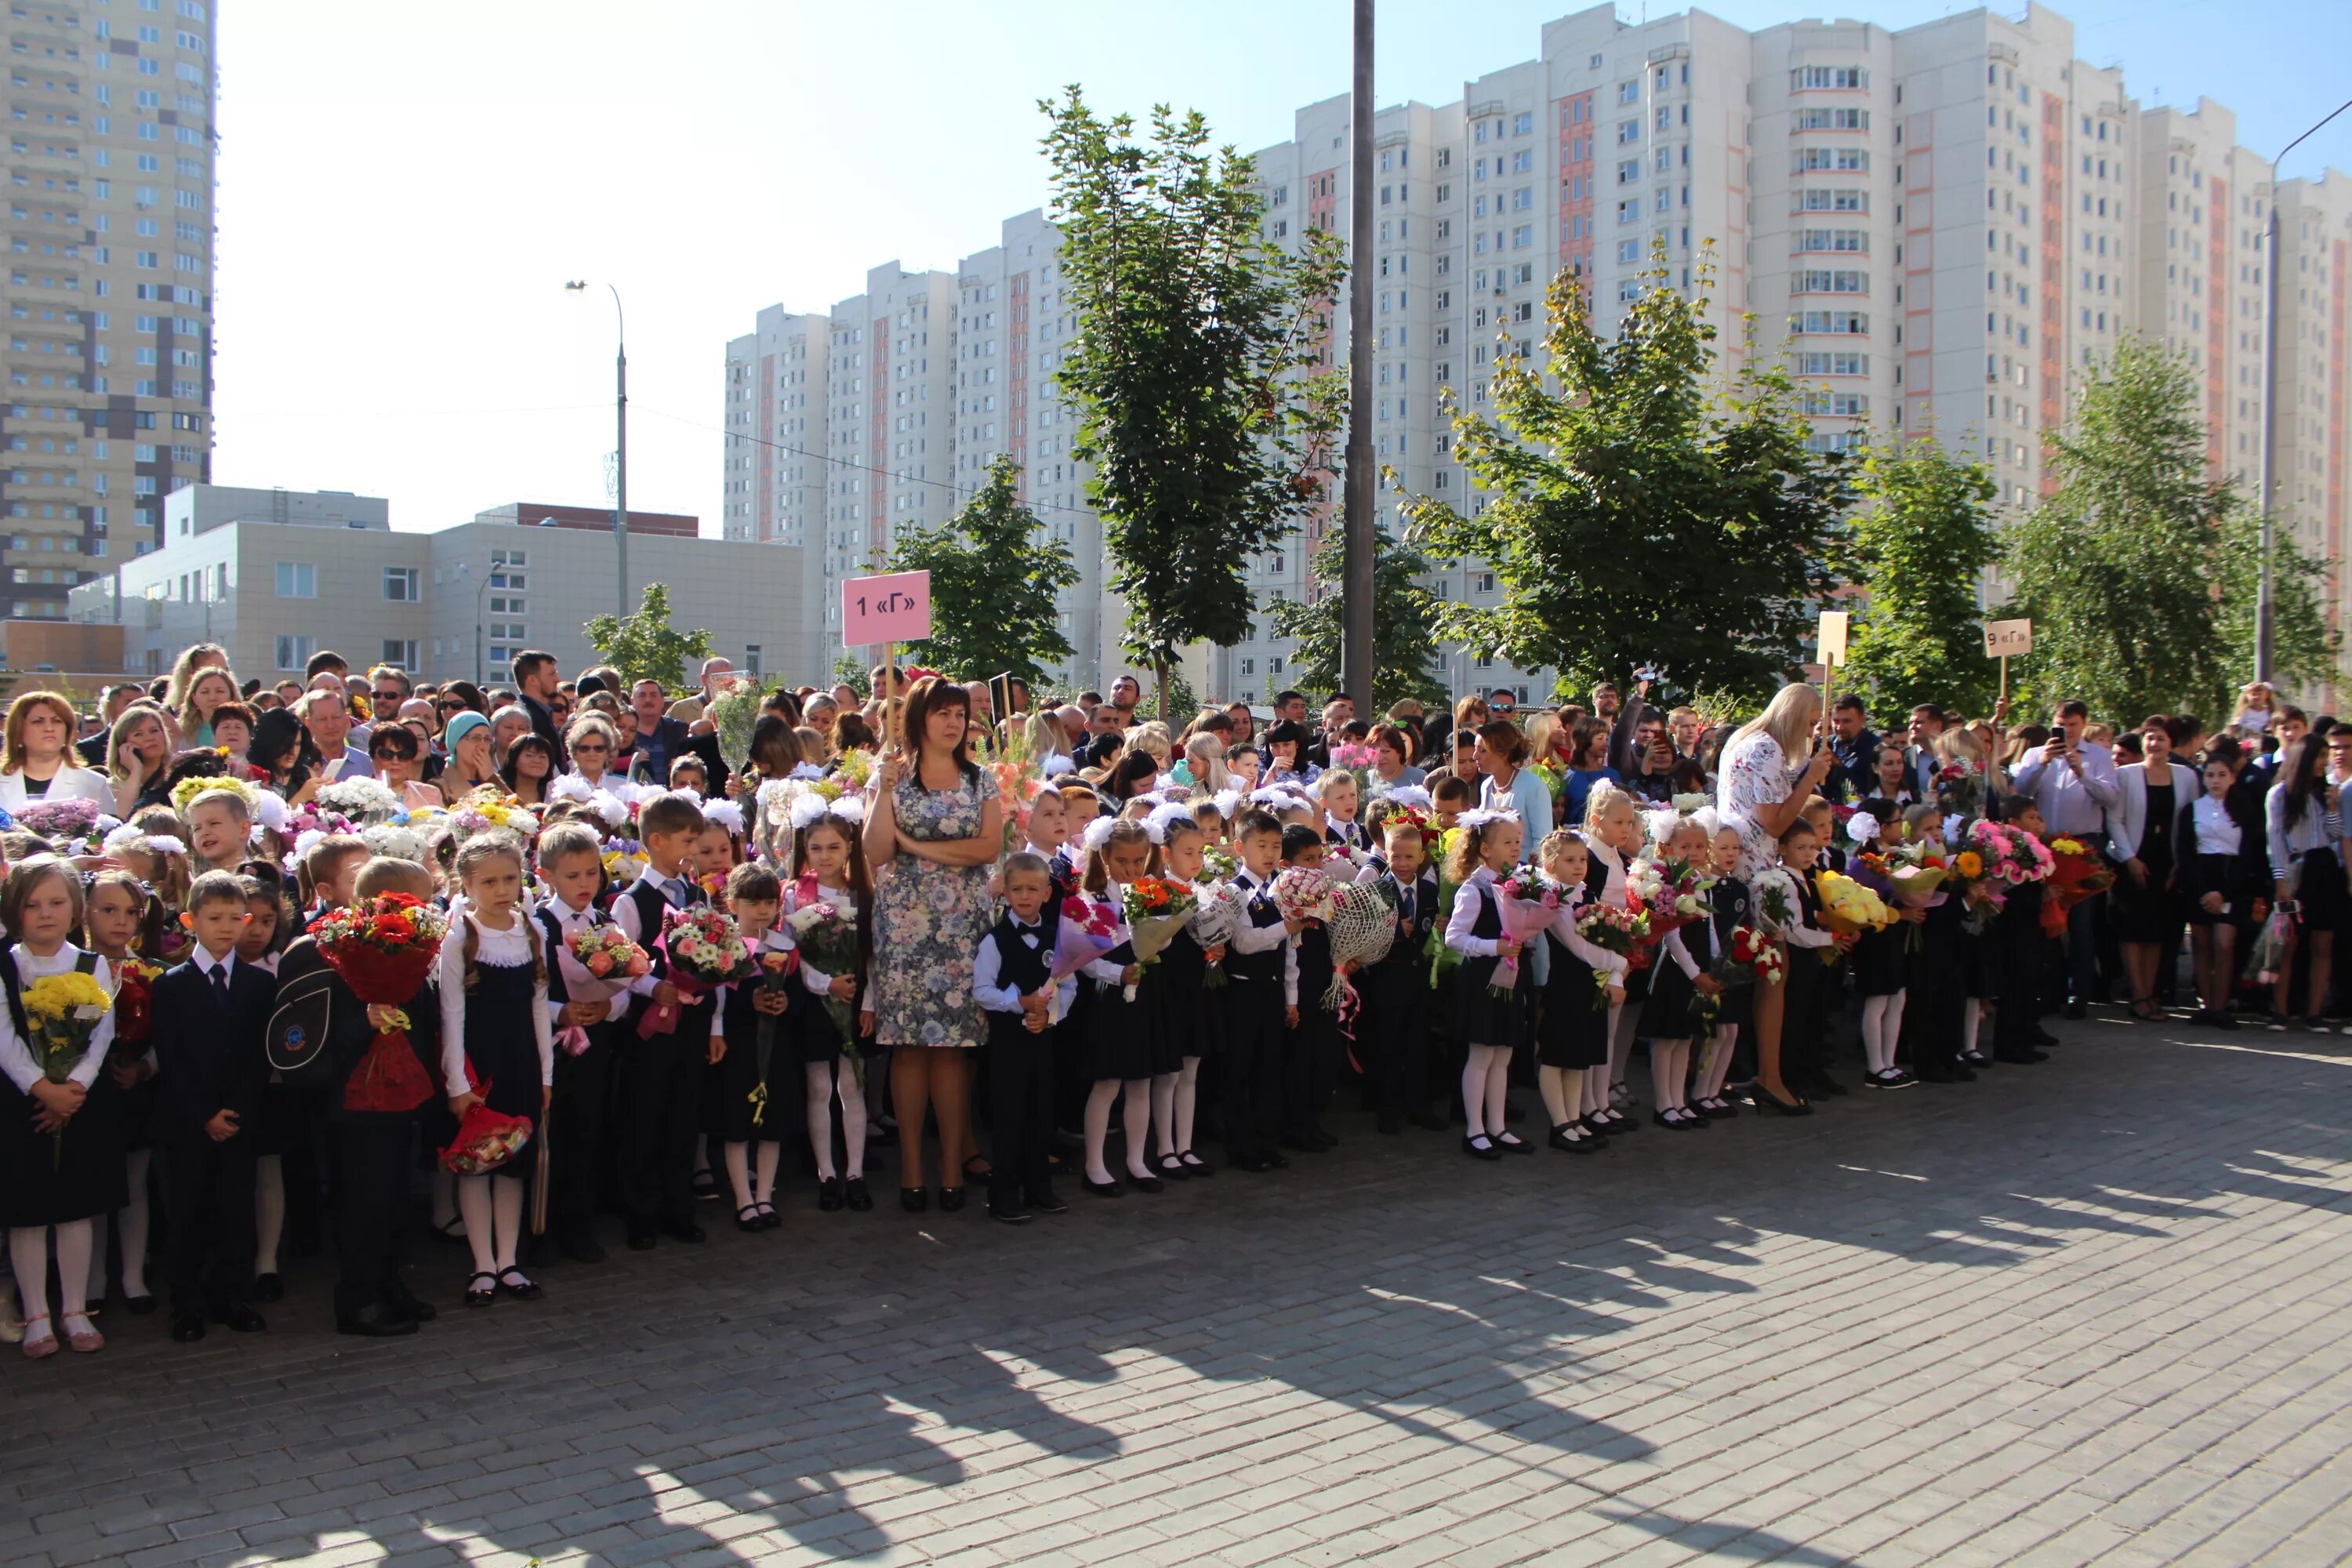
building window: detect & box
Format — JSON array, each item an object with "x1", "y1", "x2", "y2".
[
  {"x1": 381, "y1": 639, "x2": 419, "y2": 670},
  {"x1": 274, "y1": 633, "x2": 315, "y2": 671},
  {"x1": 383, "y1": 566, "x2": 419, "y2": 602},
  {"x1": 274, "y1": 561, "x2": 314, "y2": 598}
]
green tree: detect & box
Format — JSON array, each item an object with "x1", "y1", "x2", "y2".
[
  {"x1": 1269, "y1": 525, "x2": 1450, "y2": 710},
  {"x1": 583, "y1": 582, "x2": 713, "y2": 690},
  {"x1": 1397, "y1": 248, "x2": 1849, "y2": 706},
  {"x1": 1136, "y1": 668, "x2": 1199, "y2": 724},
  {"x1": 1042, "y1": 89, "x2": 1348, "y2": 722},
  {"x1": 829, "y1": 654, "x2": 871, "y2": 700},
  {"x1": 1838, "y1": 430, "x2": 2001, "y2": 717},
  {"x1": 2001, "y1": 335, "x2": 2338, "y2": 720},
  {"x1": 884, "y1": 456, "x2": 1081, "y2": 685}
]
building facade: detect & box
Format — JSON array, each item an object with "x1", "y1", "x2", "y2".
[
  {"x1": 4, "y1": 0, "x2": 216, "y2": 621},
  {"x1": 723, "y1": 1, "x2": 2352, "y2": 704}
]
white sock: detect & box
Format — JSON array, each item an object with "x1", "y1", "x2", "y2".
[
  {"x1": 754, "y1": 1143, "x2": 781, "y2": 1205},
  {"x1": 1860, "y1": 996, "x2": 1891, "y2": 1074},
  {"x1": 1461, "y1": 1051, "x2": 1491, "y2": 1138},
  {"x1": 491, "y1": 1178, "x2": 524, "y2": 1272},
  {"x1": 8, "y1": 1227, "x2": 49, "y2": 1330},
  {"x1": 1174, "y1": 1062, "x2": 1200, "y2": 1153},
  {"x1": 1121, "y1": 1081, "x2": 1153, "y2": 1179},
  {"x1": 723, "y1": 1142, "x2": 754, "y2": 1210}
]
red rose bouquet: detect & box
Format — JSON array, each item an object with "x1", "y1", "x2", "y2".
[
  {"x1": 2041, "y1": 836, "x2": 2116, "y2": 936},
  {"x1": 310, "y1": 893, "x2": 448, "y2": 1114}
]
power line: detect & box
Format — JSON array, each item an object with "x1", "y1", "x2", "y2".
[{"x1": 642, "y1": 405, "x2": 1102, "y2": 521}]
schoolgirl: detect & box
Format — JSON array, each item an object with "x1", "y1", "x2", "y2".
[
  {"x1": 437, "y1": 835, "x2": 554, "y2": 1307},
  {"x1": 1530, "y1": 829, "x2": 1610, "y2": 1154},
  {"x1": 1143, "y1": 802, "x2": 1218, "y2": 1179},
  {"x1": 785, "y1": 795, "x2": 876, "y2": 1213},
  {"x1": 710, "y1": 861, "x2": 797, "y2": 1231},
  {"x1": 1894, "y1": 803, "x2": 1969, "y2": 1082},
  {"x1": 1637, "y1": 815, "x2": 1727, "y2": 1128},
  {"x1": 1581, "y1": 783, "x2": 1644, "y2": 1130},
  {"x1": 1442, "y1": 808, "x2": 1534, "y2": 1159},
  {"x1": 1076, "y1": 816, "x2": 1161, "y2": 1195},
  {"x1": 1690, "y1": 822, "x2": 1753, "y2": 1118},
  {"x1": 2180, "y1": 756, "x2": 2266, "y2": 1029},
  {"x1": 532, "y1": 822, "x2": 626, "y2": 1261},
  {"x1": 234, "y1": 868, "x2": 299, "y2": 1305},
  {"x1": 1846, "y1": 802, "x2": 1913, "y2": 1087},
  {"x1": 82, "y1": 867, "x2": 166, "y2": 1316}
]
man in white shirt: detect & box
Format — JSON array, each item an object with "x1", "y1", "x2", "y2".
[
  {"x1": 2011, "y1": 699, "x2": 2122, "y2": 1015},
  {"x1": 299, "y1": 688, "x2": 371, "y2": 782}
]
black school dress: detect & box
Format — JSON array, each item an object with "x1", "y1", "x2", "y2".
[
  {"x1": 1149, "y1": 922, "x2": 1218, "y2": 1068},
  {"x1": 1640, "y1": 909, "x2": 1719, "y2": 1041},
  {"x1": 0, "y1": 949, "x2": 126, "y2": 1226},
  {"x1": 788, "y1": 886, "x2": 863, "y2": 1069},
  {"x1": 1535, "y1": 916, "x2": 1610, "y2": 1070},
  {"x1": 713, "y1": 946, "x2": 801, "y2": 1144},
  {"x1": 2113, "y1": 779, "x2": 2181, "y2": 943},
  {"x1": 448, "y1": 926, "x2": 544, "y2": 1181},
  {"x1": 1083, "y1": 892, "x2": 1157, "y2": 1082},
  {"x1": 1449, "y1": 875, "x2": 1526, "y2": 1051},
  {"x1": 1708, "y1": 878, "x2": 1755, "y2": 1034},
  {"x1": 1851, "y1": 909, "x2": 1905, "y2": 998}
]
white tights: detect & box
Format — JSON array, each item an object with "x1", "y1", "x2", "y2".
[
  {"x1": 1085, "y1": 1079, "x2": 1152, "y2": 1183},
  {"x1": 1606, "y1": 1000, "x2": 1639, "y2": 1094},
  {"x1": 456, "y1": 1174, "x2": 524, "y2": 1278},
  {"x1": 724, "y1": 1141, "x2": 782, "y2": 1210},
  {"x1": 84, "y1": 1151, "x2": 154, "y2": 1301},
  {"x1": 1461, "y1": 1044, "x2": 1510, "y2": 1138},
  {"x1": 1860, "y1": 992, "x2": 1907, "y2": 1075},
  {"x1": 255, "y1": 1152, "x2": 285, "y2": 1277},
  {"x1": 1537, "y1": 1064, "x2": 1578, "y2": 1128},
  {"x1": 1962, "y1": 998, "x2": 1983, "y2": 1058},
  {"x1": 1650, "y1": 1036, "x2": 1692, "y2": 1112},
  {"x1": 1694, "y1": 1025, "x2": 1739, "y2": 1102},
  {"x1": 10, "y1": 1220, "x2": 93, "y2": 1330},
  {"x1": 1150, "y1": 1058, "x2": 1203, "y2": 1161},
  {"x1": 804, "y1": 1061, "x2": 867, "y2": 1181}
]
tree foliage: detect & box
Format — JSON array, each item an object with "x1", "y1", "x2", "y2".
[
  {"x1": 1269, "y1": 526, "x2": 1450, "y2": 710},
  {"x1": 2001, "y1": 335, "x2": 2338, "y2": 721},
  {"x1": 1838, "y1": 430, "x2": 2001, "y2": 717},
  {"x1": 884, "y1": 455, "x2": 1081, "y2": 686},
  {"x1": 1397, "y1": 247, "x2": 1849, "y2": 706},
  {"x1": 1042, "y1": 89, "x2": 1348, "y2": 720},
  {"x1": 829, "y1": 654, "x2": 870, "y2": 700},
  {"x1": 583, "y1": 582, "x2": 713, "y2": 691}
]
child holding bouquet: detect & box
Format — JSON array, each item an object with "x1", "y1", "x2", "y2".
[
  {"x1": 1846, "y1": 803, "x2": 1916, "y2": 1087},
  {"x1": 532, "y1": 822, "x2": 635, "y2": 1263},
  {"x1": 1144, "y1": 804, "x2": 1219, "y2": 1179},
  {"x1": 1691, "y1": 823, "x2": 1757, "y2": 1117},
  {"x1": 1076, "y1": 817, "x2": 1161, "y2": 1195},
  {"x1": 0, "y1": 855, "x2": 124, "y2": 1356},
  {"x1": 1531, "y1": 830, "x2": 1613, "y2": 1154},
  {"x1": 1893, "y1": 804, "x2": 1969, "y2": 1082},
  {"x1": 437, "y1": 836, "x2": 554, "y2": 1307},
  {"x1": 1638, "y1": 817, "x2": 1728, "y2": 1129},
  {"x1": 711, "y1": 862, "x2": 797, "y2": 1231},
  {"x1": 610, "y1": 792, "x2": 721, "y2": 1250},
  {"x1": 1443, "y1": 808, "x2": 1534, "y2": 1159},
  {"x1": 1367, "y1": 812, "x2": 1444, "y2": 1136},
  {"x1": 1275, "y1": 826, "x2": 1340, "y2": 1155},
  {"x1": 973, "y1": 851, "x2": 1074, "y2": 1223},
  {"x1": 786, "y1": 801, "x2": 875, "y2": 1213},
  {"x1": 85, "y1": 868, "x2": 165, "y2": 1315},
  {"x1": 1582, "y1": 784, "x2": 1646, "y2": 1127}
]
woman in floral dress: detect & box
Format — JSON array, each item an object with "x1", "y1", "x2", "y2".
[
  {"x1": 1717, "y1": 683, "x2": 1834, "y2": 1114},
  {"x1": 862, "y1": 677, "x2": 1003, "y2": 1213}
]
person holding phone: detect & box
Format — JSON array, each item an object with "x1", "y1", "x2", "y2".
[{"x1": 2010, "y1": 699, "x2": 2122, "y2": 1017}]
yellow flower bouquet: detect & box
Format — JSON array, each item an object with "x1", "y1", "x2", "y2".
[
  {"x1": 23, "y1": 967, "x2": 114, "y2": 1168},
  {"x1": 1815, "y1": 869, "x2": 1896, "y2": 939}
]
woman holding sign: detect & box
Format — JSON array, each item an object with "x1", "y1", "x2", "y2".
[{"x1": 862, "y1": 675, "x2": 1002, "y2": 1214}]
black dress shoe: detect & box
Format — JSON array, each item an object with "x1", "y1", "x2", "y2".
[
  {"x1": 900, "y1": 1186, "x2": 928, "y2": 1214},
  {"x1": 659, "y1": 1221, "x2": 706, "y2": 1244},
  {"x1": 387, "y1": 1290, "x2": 438, "y2": 1323},
  {"x1": 1027, "y1": 1190, "x2": 1069, "y2": 1214},
  {"x1": 1493, "y1": 1133, "x2": 1535, "y2": 1155},
  {"x1": 559, "y1": 1233, "x2": 608, "y2": 1265},
  {"x1": 626, "y1": 1230, "x2": 658, "y2": 1251},
  {"x1": 252, "y1": 1272, "x2": 285, "y2": 1303},
  {"x1": 2062, "y1": 1000, "x2": 2088, "y2": 1019},
  {"x1": 171, "y1": 1312, "x2": 205, "y2": 1342},
  {"x1": 1125, "y1": 1172, "x2": 1164, "y2": 1194},
  {"x1": 213, "y1": 1304, "x2": 267, "y2": 1333},
  {"x1": 818, "y1": 1176, "x2": 845, "y2": 1212},
  {"x1": 1082, "y1": 1176, "x2": 1123, "y2": 1197},
  {"x1": 937, "y1": 1186, "x2": 967, "y2": 1214},
  {"x1": 690, "y1": 1171, "x2": 721, "y2": 1201},
  {"x1": 844, "y1": 1178, "x2": 873, "y2": 1211},
  {"x1": 124, "y1": 1294, "x2": 158, "y2": 1317},
  {"x1": 1461, "y1": 1134, "x2": 1503, "y2": 1161},
  {"x1": 989, "y1": 1205, "x2": 1033, "y2": 1225},
  {"x1": 336, "y1": 1305, "x2": 419, "y2": 1338}
]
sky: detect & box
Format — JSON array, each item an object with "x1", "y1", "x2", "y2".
[{"x1": 210, "y1": 0, "x2": 2352, "y2": 537}]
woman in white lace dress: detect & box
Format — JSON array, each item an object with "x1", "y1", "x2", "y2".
[{"x1": 1717, "y1": 684, "x2": 1834, "y2": 1113}]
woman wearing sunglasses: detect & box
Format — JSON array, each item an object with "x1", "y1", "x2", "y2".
[{"x1": 369, "y1": 723, "x2": 444, "y2": 810}]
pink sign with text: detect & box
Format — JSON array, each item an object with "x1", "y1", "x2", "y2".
[{"x1": 842, "y1": 570, "x2": 932, "y2": 646}]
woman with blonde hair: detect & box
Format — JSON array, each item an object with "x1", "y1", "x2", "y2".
[
  {"x1": 1023, "y1": 709, "x2": 1070, "y2": 768},
  {"x1": 1179, "y1": 730, "x2": 1231, "y2": 793},
  {"x1": 160, "y1": 641, "x2": 230, "y2": 715},
  {"x1": 0, "y1": 691, "x2": 114, "y2": 812},
  {"x1": 173, "y1": 666, "x2": 241, "y2": 750},
  {"x1": 1128, "y1": 722, "x2": 1174, "y2": 770},
  {"x1": 1716, "y1": 681, "x2": 1834, "y2": 1114}
]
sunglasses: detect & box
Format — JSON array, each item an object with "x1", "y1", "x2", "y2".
[
  {"x1": 372, "y1": 745, "x2": 416, "y2": 761},
  {"x1": 571, "y1": 740, "x2": 609, "y2": 754}
]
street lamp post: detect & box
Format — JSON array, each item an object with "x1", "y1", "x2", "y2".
[
  {"x1": 565, "y1": 280, "x2": 630, "y2": 619},
  {"x1": 1340, "y1": 0, "x2": 1376, "y2": 711},
  {"x1": 2255, "y1": 97, "x2": 2352, "y2": 685},
  {"x1": 456, "y1": 560, "x2": 495, "y2": 688}
]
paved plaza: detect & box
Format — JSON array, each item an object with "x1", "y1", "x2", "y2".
[{"x1": 5, "y1": 1012, "x2": 2352, "y2": 1566}]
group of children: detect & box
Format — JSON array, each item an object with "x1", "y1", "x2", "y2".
[{"x1": 2, "y1": 710, "x2": 2085, "y2": 1358}]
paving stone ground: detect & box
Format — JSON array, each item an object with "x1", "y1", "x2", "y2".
[{"x1": 6, "y1": 1010, "x2": 2352, "y2": 1566}]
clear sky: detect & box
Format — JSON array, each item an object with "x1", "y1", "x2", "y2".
[{"x1": 211, "y1": 0, "x2": 2352, "y2": 537}]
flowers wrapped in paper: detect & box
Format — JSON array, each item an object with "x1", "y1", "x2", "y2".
[
  {"x1": 1574, "y1": 898, "x2": 1650, "y2": 1011},
  {"x1": 2040, "y1": 837, "x2": 2117, "y2": 935},
  {"x1": 1117, "y1": 875, "x2": 1199, "y2": 1003},
  {"x1": 1186, "y1": 879, "x2": 1250, "y2": 991},
  {"x1": 1319, "y1": 879, "x2": 1400, "y2": 1037},
  {"x1": 20, "y1": 967, "x2": 113, "y2": 1167},
  {"x1": 13, "y1": 797, "x2": 101, "y2": 843},
  {"x1": 785, "y1": 891, "x2": 871, "y2": 1083},
  {"x1": 639, "y1": 905, "x2": 757, "y2": 1039},
  {"x1": 310, "y1": 893, "x2": 448, "y2": 1113},
  {"x1": 553, "y1": 925, "x2": 650, "y2": 1055},
  {"x1": 1485, "y1": 875, "x2": 1563, "y2": 998},
  {"x1": 1815, "y1": 869, "x2": 1896, "y2": 940},
  {"x1": 438, "y1": 1065, "x2": 532, "y2": 1174}
]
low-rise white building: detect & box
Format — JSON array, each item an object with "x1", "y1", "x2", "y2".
[{"x1": 68, "y1": 485, "x2": 808, "y2": 689}]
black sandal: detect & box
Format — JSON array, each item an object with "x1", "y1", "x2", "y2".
[
  {"x1": 463, "y1": 1272, "x2": 497, "y2": 1308},
  {"x1": 495, "y1": 1268, "x2": 543, "y2": 1301},
  {"x1": 735, "y1": 1203, "x2": 764, "y2": 1233}
]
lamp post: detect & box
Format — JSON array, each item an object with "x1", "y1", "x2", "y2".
[
  {"x1": 2255, "y1": 97, "x2": 2352, "y2": 685},
  {"x1": 456, "y1": 560, "x2": 495, "y2": 688},
  {"x1": 1340, "y1": 0, "x2": 1376, "y2": 711},
  {"x1": 565, "y1": 279, "x2": 630, "y2": 619}
]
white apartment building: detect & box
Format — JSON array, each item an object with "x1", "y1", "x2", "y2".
[{"x1": 724, "y1": 1, "x2": 2352, "y2": 704}]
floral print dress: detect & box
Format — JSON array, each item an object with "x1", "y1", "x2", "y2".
[
  {"x1": 870, "y1": 765, "x2": 1000, "y2": 1049},
  {"x1": 1719, "y1": 731, "x2": 1795, "y2": 882}
]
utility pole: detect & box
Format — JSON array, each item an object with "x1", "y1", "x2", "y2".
[
  {"x1": 2256, "y1": 97, "x2": 2352, "y2": 684},
  {"x1": 1341, "y1": 0, "x2": 1377, "y2": 712},
  {"x1": 567, "y1": 280, "x2": 630, "y2": 618}
]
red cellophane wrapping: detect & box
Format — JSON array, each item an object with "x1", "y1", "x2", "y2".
[{"x1": 315, "y1": 929, "x2": 442, "y2": 1114}]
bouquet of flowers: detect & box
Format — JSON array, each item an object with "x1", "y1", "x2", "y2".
[
  {"x1": 826, "y1": 749, "x2": 875, "y2": 801},
  {"x1": 106, "y1": 956, "x2": 165, "y2": 1064},
  {"x1": 748, "y1": 943, "x2": 798, "y2": 1126},
  {"x1": 1271, "y1": 866, "x2": 1336, "y2": 931},
  {"x1": 1967, "y1": 818, "x2": 2054, "y2": 890},
  {"x1": 1327, "y1": 740, "x2": 1379, "y2": 793},
  {"x1": 1200, "y1": 843, "x2": 1239, "y2": 884},
  {"x1": 1486, "y1": 874, "x2": 1563, "y2": 997},
  {"x1": 360, "y1": 820, "x2": 434, "y2": 865},
  {"x1": 1886, "y1": 838, "x2": 1950, "y2": 908},
  {"x1": 1321, "y1": 878, "x2": 1401, "y2": 1025},
  {"x1": 2042, "y1": 836, "x2": 2118, "y2": 936},
  {"x1": 310, "y1": 893, "x2": 449, "y2": 1113},
  {"x1": 971, "y1": 729, "x2": 1047, "y2": 856},
  {"x1": 13, "y1": 797, "x2": 100, "y2": 844},
  {"x1": 786, "y1": 887, "x2": 872, "y2": 1082},
  {"x1": 1186, "y1": 878, "x2": 1250, "y2": 991},
  {"x1": 170, "y1": 773, "x2": 260, "y2": 819},
  {"x1": 314, "y1": 775, "x2": 405, "y2": 825},
  {"x1": 552, "y1": 925, "x2": 650, "y2": 1054},
  {"x1": 1048, "y1": 895, "x2": 1122, "y2": 995},
  {"x1": 438, "y1": 1062, "x2": 532, "y2": 1174},
  {"x1": 1708, "y1": 924, "x2": 1784, "y2": 992},
  {"x1": 20, "y1": 966, "x2": 114, "y2": 1167},
  {"x1": 2244, "y1": 906, "x2": 2295, "y2": 986},
  {"x1": 1815, "y1": 869, "x2": 1896, "y2": 940},
  {"x1": 707, "y1": 673, "x2": 780, "y2": 772},
  {"x1": 1119, "y1": 875, "x2": 1200, "y2": 1002},
  {"x1": 1528, "y1": 757, "x2": 1567, "y2": 809},
  {"x1": 639, "y1": 905, "x2": 757, "y2": 1039},
  {"x1": 1750, "y1": 866, "x2": 1803, "y2": 936},
  {"x1": 445, "y1": 786, "x2": 540, "y2": 848},
  {"x1": 1934, "y1": 757, "x2": 1987, "y2": 823},
  {"x1": 1574, "y1": 899, "x2": 1650, "y2": 1011},
  {"x1": 1637, "y1": 853, "x2": 1715, "y2": 938}
]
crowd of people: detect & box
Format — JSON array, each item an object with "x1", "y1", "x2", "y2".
[{"x1": 0, "y1": 638, "x2": 2325, "y2": 1355}]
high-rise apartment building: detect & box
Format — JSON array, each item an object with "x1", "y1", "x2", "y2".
[
  {"x1": 724, "y1": 1, "x2": 2352, "y2": 702},
  {"x1": 2, "y1": 0, "x2": 216, "y2": 621}
]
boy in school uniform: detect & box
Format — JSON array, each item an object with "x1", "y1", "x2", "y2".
[
  {"x1": 1220, "y1": 808, "x2": 1298, "y2": 1173},
  {"x1": 532, "y1": 822, "x2": 629, "y2": 1264},
  {"x1": 611, "y1": 792, "x2": 721, "y2": 1250},
  {"x1": 1367, "y1": 814, "x2": 1446, "y2": 1133},
  {"x1": 973, "y1": 851, "x2": 1074, "y2": 1225},
  {"x1": 149, "y1": 869, "x2": 279, "y2": 1341},
  {"x1": 1277, "y1": 826, "x2": 1338, "y2": 1153}
]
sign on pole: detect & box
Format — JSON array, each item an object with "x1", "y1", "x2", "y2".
[
  {"x1": 1980, "y1": 619, "x2": 2034, "y2": 659},
  {"x1": 842, "y1": 570, "x2": 932, "y2": 648},
  {"x1": 1815, "y1": 610, "x2": 1849, "y2": 670}
]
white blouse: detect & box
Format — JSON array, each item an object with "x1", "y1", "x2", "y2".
[
  {"x1": 0, "y1": 942, "x2": 118, "y2": 1092},
  {"x1": 1444, "y1": 866, "x2": 1502, "y2": 958},
  {"x1": 437, "y1": 908, "x2": 555, "y2": 1098},
  {"x1": 2193, "y1": 796, "x2": 2242, "y2": 858}
]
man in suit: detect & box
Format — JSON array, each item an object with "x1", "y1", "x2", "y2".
[
  {"x1": 626, "y1": 679, "x2": 692, "y2": 785},
  {"x1": 512, "y1": 648, "x2": 567, "y2": 768},
  {"x1": 149, "y1": 871, "x2": 280, "y2": 1342},
  {"x1": 1827, "y1": 694, "x2": 1879, "y2": 803}
]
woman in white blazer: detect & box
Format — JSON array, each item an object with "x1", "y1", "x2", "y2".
[
  {"x1": 2107, "y1": 718, "x2": 2198, "y2": 1020},
  {"x1": 0, "y1": 691, "x2": 118, "y2": 816}
]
